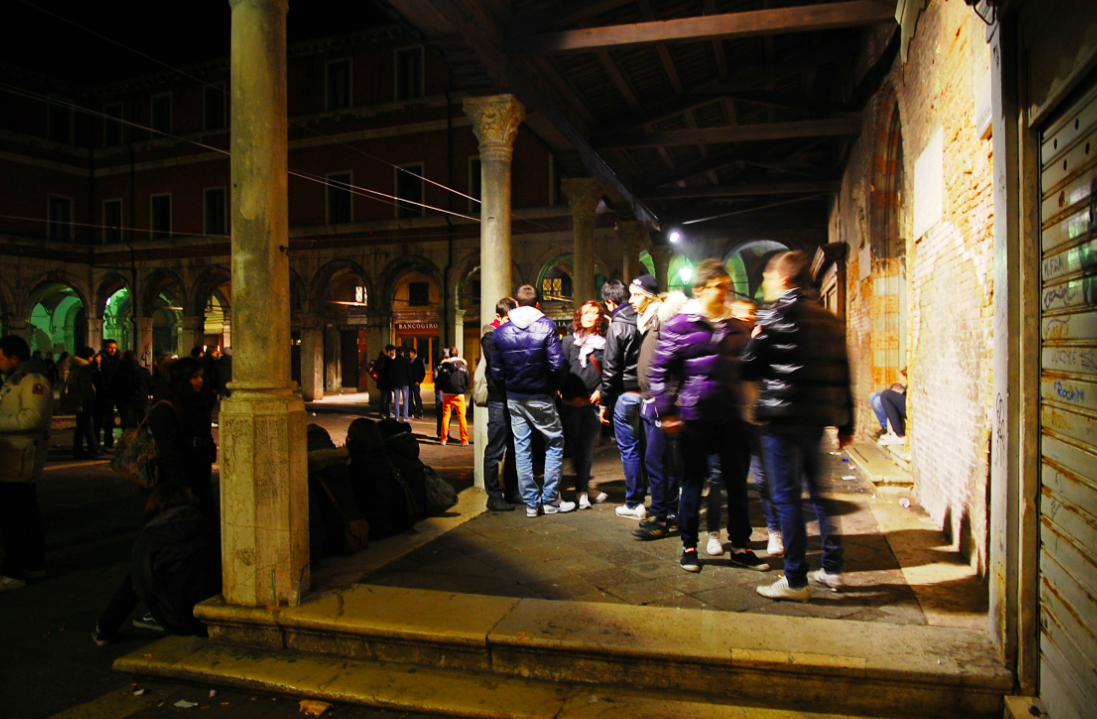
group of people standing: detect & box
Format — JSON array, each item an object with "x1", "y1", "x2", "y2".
[
  {"x1": 479, "y1": 250, "x2": 853, "y2": 602},
  {"x1": 372, "y1": 345, "x2": 425, "y2": 423}
]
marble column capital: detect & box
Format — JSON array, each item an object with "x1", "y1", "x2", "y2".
[
  {"x1": 649, "y1": 244, "x2": 674, "y2": 263},
  {"x1": 562, "y1": 177, "x2": 603, "y2": 217},
  {"x1": 616, "y1": 220, "x2": 649, "y2": 250},
  {"x1": 463, "y1": 94, "x2": 525, "y2": 161}
]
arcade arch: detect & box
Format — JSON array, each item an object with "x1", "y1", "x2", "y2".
[
  {"x1": 535, "y1": 254, "x2": 606, "y2": 330},
  {"x1": 26, "y1": 282, "x2": 87, "y2": 355},
  {"x1": 870, "y1": 99, "x2": 907, "y2": 388},
  {"x1": 723, "y1": 239, "x2": 789, "y2": 300}
]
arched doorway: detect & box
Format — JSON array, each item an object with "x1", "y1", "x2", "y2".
[
  {"x1": 26, "y1": 282, "x2": 86, "y2": 355},
  {"x1": 103, "y1": 287, "x2": 134, "y2": 352},
  {"x1": 392, "y1": 270, "x2": 441, "y2": 367},
  {"x1": 872, "y1": 103, "x2": 906, "y2": 388},
  {"x1": 536, "y1": 255, "x2": 606, "y2": 333},
  {"x1": 151, "y1": 292, "x2": 184, "y2": 356},
  {"x1": 723, "y1": 240, "x2": 790, "y2": 301},
  {"x1": 325, "y1": 270, "x2": 369, "y2": 391}
]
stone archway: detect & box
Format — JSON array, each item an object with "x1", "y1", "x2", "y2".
[
  {"x1": 723, "y1": 239, "x2": 790, "y2": 301},
  {"x1": 191, "y1": 267, "x2": 233, "y2": 350},
  {"x1": 25, "y1": 281, "x2": 88, "y2": 356},
  {"x1": 141, "y1": 269, "x2": 187, "y2": 357},
  {"x1": 870, "y1": 99, "x2": 906, "y2": 390}
]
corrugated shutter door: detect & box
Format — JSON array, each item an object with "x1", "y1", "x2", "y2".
[{"x1": 1039, "y1": 81, "x2": 1097, "y2": 719}]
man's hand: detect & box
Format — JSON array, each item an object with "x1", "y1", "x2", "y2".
[
  {"x1": 751, "y1": 324, "x2": 762, "y2": 338},
  {"x1": 589, "y1": 389, "x2": 601, "y2": 406},
  {"x1": 599, "y1": 406, "x2": 610, "y2": 425},
  {"x1": 661, "y1": 416, "x2": 683, "y2": 434},
  {"x1": 838, "y1": 434, "x2": 853, "y2": 449}
]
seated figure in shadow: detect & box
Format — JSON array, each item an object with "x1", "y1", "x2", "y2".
[{"x1": 346, "y1": 418, "x2": 420, "y2": 540}]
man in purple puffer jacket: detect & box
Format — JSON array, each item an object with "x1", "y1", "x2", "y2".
[{"x1": 649, "y1": 259, "x2": 769, "y2": 574}]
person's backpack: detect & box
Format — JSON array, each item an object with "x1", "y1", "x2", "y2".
[
  {"x1": 110, "y1": 402, "x2": 168, "y2": 488},
  {"x1": 472, "y1": 355, "x2": 489, "y2": 407},
  {"x1": 423, "y1": 465, "x2": 458, "y2": 514}
]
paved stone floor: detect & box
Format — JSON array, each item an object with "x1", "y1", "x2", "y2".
[{"x1": 365, "y1": 436, "x2": 937, "y2": 625}]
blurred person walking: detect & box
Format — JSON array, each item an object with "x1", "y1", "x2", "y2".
[
  {"x1": 650, "y1": 260, "x2": 765, "y2": 574},
  {"x1": 481, "y1": 297, "x2": 520, "y2": 511},
  {"x1": 0, "y1": 335, "x2": 53, "y2": 591},
  {"x1": 560, "y1": 300, "x2": 608, "y2": 510},
  {"x1": 490, "y1": 285, "x2": 574, "y2": 517},
  {"x1": 743, "y1": 251, "x2": 853, "y2": 602}
]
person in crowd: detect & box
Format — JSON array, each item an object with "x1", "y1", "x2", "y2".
[
  {"x1": 877, "y1": 368, "x2": 908, "y2": 446},
  {"x1": 490, "y1": 284, "x2": 574, "y2": 517},
  {"x1": 148, "y1": 357, "x2": 217, "y2": 523},
  {"x1": 374, "y1": 345, "x2": 395, "y2": 419},
  {"x1": 305, "y1": 424, "x2": 368, "y2": 559},
  {"x1": 433, "y1": 348, "x2": 449, "y2": 439},
  {"x1": 0, "y1": 335, "x2": 53, "y2": 592},
  {"x1": 97, "y1": 339, "x2": 121, "y2": 450},
  {"x1": 56, "y1": 351, "x2": 71, "y2": 388},
  {"x1": 92, "y1": 481, "x2": 220, "y2": 644},
  {"x1": 407, "y1": 347, "x2": 425, "y2": 419},
  {"x1": 703, "y1": 300, "x2": 783, "y2": 559},
  {"x1": 44, "y1": 351, "x2": 58, "y2": 387},
  {"x1": 64, "y1": 346, "x2": 101, "y2": 460},
  {"x1": 650, "y1": 260, "x2": 766, "y2": 574},
  {"x1": 378, "y1": 418, "x2": 429, "y2": 513},
  {"x1": 152, "y1": 350, "x2": 175, "y2": 388},
  {"x1": 391, "y1": 346, "x2": 412, "y2": 423},
  {"x1": 113, "y1": 350, "x2": 152, "y2": 430},
  {"x1": 599, "y1": 279, "x2": 647, "y2": 520},
  {"x1": 345, "y1": 418, "x2": 419, "y2": 539},
  {"x1": 438, "y1": 347, "x2": 470, "y2": 446},
  {"x1": 200, "y1": 346, "x2": 225, "y2": 425},
  {"x1": 742, "y1": 250, "x2": 853, "y2": 602},
  {"x1": 631, "y1": 281, "x2": 689, "y2": 541},
  {"x1": 560, "y1": 300, "x2": 608, "y2": 510},
  {"x1": 481, "y1": 298, "x2": 520, "y2": 512}
]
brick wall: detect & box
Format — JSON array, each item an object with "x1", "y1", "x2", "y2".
[{"x1": 829, "y1": 0, "x2": 995, "y2": 572}]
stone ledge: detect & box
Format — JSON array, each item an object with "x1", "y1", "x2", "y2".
[{"x1": 848, "y1": 442, "x2": 914, "y2": 486}]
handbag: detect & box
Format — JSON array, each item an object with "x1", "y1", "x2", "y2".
[
  {"x1": 110, "y1": 402, "x2": 166, "y2": 489},
  {"x1": 471, "y1": 355, "x2": 489, "y2": 407},
  {"x1": 423, "y1": 465, "x2": 458, "y2": 515}
]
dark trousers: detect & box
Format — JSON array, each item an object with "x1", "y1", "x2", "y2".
[
  {"x1": 560, "y1": 403, "x2": 599, "y2": 493},
  {"x1": 707, "y1": 428, "x2": 779, "y2": 533},
  {"x1": 641, "y1": 401, "x2": 680, "y2": 521},
  {"x1": 0, "y1": 483, "x2": 46, "y2": 579},
  {"x1": 678, "y1": 419, "x2": 751, "y2": 550},
  {"x1": 484, "y1": 400, "x2": 518, "y2": 500},
  {"x1": 435, "y1": 390, "x2": 445, "y2": 437},
  {"x1": 880, "y1": 389, "x2": 907, "y2": 436},
  {"x1": 97, "y1": 408, "x2": 116, "y2": 448},
  {"x1": 74, "y1": 410, "x2": 100, "y2": 456},
  {"x1": 762, "y1": 424, "x2": 842, "y2": 588},
  {"x1": 98, "y1": 573, "x2": 140, "y2": 635},
  {"x1": 379, "y1": 387, "x2": 393, "y2": 418},
  {"x1": 411, "y1": 383, "x2": 424, "y2": 417}
]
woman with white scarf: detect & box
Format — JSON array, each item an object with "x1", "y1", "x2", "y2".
[{"x1": 560, "y1": 300, "x2": 609, "y2": 510}]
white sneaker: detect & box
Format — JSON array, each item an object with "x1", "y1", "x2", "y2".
[
  {"x1": 526, "y1": 505, "x2": 540, "y2": 518},
  {"x1": 706, "y1": 532, "x2": 724, "y2": 556},
  {"x1": 756, "y1": 576, "x2": 811, "y2": 602},
  {"x1": 578, "y1": 493, "x2": 592, "y2": 510},
  {"x1": 877, "y1": 433, "x2": 905, "y2": 446},
  {"x1": 767, "y1": 531, "x2": 784, "y2": 557},
  {"x1": 591, "y1": 491, "x2": 608, "y2": 504},
  {"x1": 615, "y1": 503, "x2": 647, "y2": 520},
  {"x1": 544, "y1": 500, "x2": 576, "y2": 514},
  {"x1": 811, "y1": 568, "x2": 843, "y2": 591},
  {"x1": 0, "y1": 576, "x2": 26, "y2": 592}
]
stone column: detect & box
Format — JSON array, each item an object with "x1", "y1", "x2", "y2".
[
  {"x1": 453, "y1": 309, "x2": 466, "y2": 361},
  {"x1": 86, "y1": 318, "x2": 104, "y2": 350},
  {"x1": 220, "y1": 0, "x2": 309, "y2": 608},
  {"x1": 650, "y1": 245, "x2": 674, "y2": 293},
  {"x1": 136, "y1": 317, "x2": 153, "y2": 366},
  {"x1": 182, "y1": 315, "x2": 204, "y2": 355},
  {"x1": 299, "y1": 315, "x2": 323, "y2": 401},
  {"x1": 5, "y1": 316, "x2": 27, "y2": 341},
  {"x1": 324, "y1": 325, "x2": 342, "y2": 393},
  {"x1": 617, "y1": 221, "x2": 648, "y2": 283},
  {"x1": 221, "y1": 318, "x2": 232, "y2": 350},
  {"x1": 562, "y1": 177, "x2": 603, "y2": 304},
  {"x1": 365, "y1": 312, "x2": 389, "y2": 408},
  {"x1": 464, "y1": 94, "x2": 524, "y2": 492}
]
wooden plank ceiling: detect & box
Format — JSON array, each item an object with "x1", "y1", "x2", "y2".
[{"x1": 384, "y1": 0, "x2": 898, "y2": 232}]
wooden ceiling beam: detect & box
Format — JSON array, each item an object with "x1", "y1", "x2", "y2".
[
  {"x1": 509, "y1": 1, "x2": 896, "y2": 55},
  {"x1": 597, "y1": 117, "x2": 862, "y2": 149},
  {"x1": 643, "y1": 180, "x2": 839, "y2": 200},
  {"x1": 508, "y1": 0, "x2": 635, "y2": 36},
  {"x1": 638, "y1": 137, "x2": 827, "y2": 191}
]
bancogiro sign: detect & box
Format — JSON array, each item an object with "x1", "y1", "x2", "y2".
[{"x1": 395, "y1": 321, "x2": 439, "y2": 332}]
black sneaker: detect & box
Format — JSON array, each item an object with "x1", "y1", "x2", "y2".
[
  {"x1": 729, "y1": 548, "x2": 771, "y2": 572},
  {"x1": 486, "y1": 496, "x2": 515, "y2": 512},
  {"x1": 133, "y1": 613, "x2": 164, "y2": 632},
  {"x1": 92, "y1": 626, "x2": 112, "y2": 647},
  {"x1": 680, "y1": 548, "x2": 701, "y2": 573},
  {"x1": 632, "y1": 521, "x2": 670, "y2": 541}
]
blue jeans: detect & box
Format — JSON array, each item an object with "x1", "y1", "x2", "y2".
[
  {"x1": 868, "y1": 392, "x2": 887, "y2": 431},
  {"x1": 641, "y1": 400, "x2": 680, "y2": 521},
  {"x1": 560, "y1": 403, "x2": 599, "y2": 492},
  {"x1": 679, "y1": 420, "x2": 751, "y2": 550},
  {"x1": 707, "y1": 428, "x2": 778, "y2": 533},
  {"x1": 613, "y1": 392, "x2": 645, "y2": 508},
  {"x1": 762, "y1": 425, "x2": 842, "y2": 588},
  {"x1": 393, "y1": 386, "x2": 411, "y2": 421},
  {"x1": 508, "y1": 397, "x2": 565, "y2": 508},
  {"x1": 484, "y1": 400, "x2": 518, "y2": 501}
]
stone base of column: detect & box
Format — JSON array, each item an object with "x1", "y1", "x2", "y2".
[
  {"x1": 473, "y1": 405, "x2": 487, "y2": 491},
  {"x1": 219, "y1": 386, "x2": 309, "y2": 607}
]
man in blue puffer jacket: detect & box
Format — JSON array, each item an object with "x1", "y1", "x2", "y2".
[{"x1": 490, "y1": 284, "x2": 574, "y2": 517}]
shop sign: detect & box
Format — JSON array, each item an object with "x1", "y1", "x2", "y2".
[{"x1": 395, "y1": 321, "x2": 439, "y2": 332}]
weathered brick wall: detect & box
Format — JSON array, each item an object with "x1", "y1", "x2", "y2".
[{"x1": 829, "y1": 0, "x2": 995, "y2": 572}]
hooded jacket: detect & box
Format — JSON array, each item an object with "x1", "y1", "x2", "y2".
[
  {"x1": 599, "y1": 304, "x2": 642, "y2": 409},
  {"x1": 649, "y1": 299, "x2": 752, "y2": 423},
  {"x1": 739, "y1": 288, "x2": 854, "y2": 435},
  {"x1": 490, "y1": 306, "x2": 566, "y2": 399},
  {"x1": 0, "y1": 355, "x2": 54, "y2": 481},
  {"x1": 638, "y1": 292, "x2": 689, "y2": 400},
  {"x1": 438, "y1": 357, "x2": 469, "y2": 395}
]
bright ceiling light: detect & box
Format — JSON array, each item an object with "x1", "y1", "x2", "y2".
[
  {"x1": 669, "y1": 230, "x2": 681, "y2": 244},
  {"x1": 679, "y1": 266, "x2": 692, "y2": 283}
]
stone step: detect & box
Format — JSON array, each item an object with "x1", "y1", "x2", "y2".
[
  {"x1": 115, "y1": 634, "x2": 895, "y2": 719},
  {"x1": 847, "y1": 442, "x2": 913, "y2": 486},
  {"x1": 180, "y1": 585, "x2": 1010, "y2": 719}
]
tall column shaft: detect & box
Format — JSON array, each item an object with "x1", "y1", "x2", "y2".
[
  {"x1": 299, "y1": 316, "x2": 323, "y2": 401},
  {"x1": 221, "y1": 0, "x2": 308, "y2": 608},
  {"x1": 324, "y1": 325, "x2": 342, "y2": 392},
  {"x1": 136, "y1": 317, "x2": 153, "y2": 366},
  {"x1": 562, "y1": 178, "x2": 603, "y2": 304},
  {"x1": 86, "y1": 318, "x2": 105, "y2": 351},
  {"x1": 617, "y1": 221, "x2": 648, "y2": 284},
  {"x1": 182, "y1": 315, "x2": 204, "y2": 355},
  {"x1": 464, "y1": 94, "x2": 524, "y2": 491},
  {"x1": 650, "y1": 245, "x2": 674, "y2": 293}
]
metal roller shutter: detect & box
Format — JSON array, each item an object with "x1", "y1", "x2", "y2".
[{"x1": 1038, "y1": 80, "x2": 1097, "y2": 719}]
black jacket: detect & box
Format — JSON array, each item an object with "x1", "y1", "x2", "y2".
[
  {"x1": 148, "y1": 391, "x2": 216, "y2": 489},
  {"x1": 481, "y1": 330, "x2": 506, "y2": 402},
  {"x1": 391, "y1": 355, "x2": 411, "y2": 388},
  {"x1": 112, "y1": 358, "x2": 151, "y2": 411},
  {"x1": 374, "y1": 353, "x2": 392, "y2": 390},
  {"x1": 407, "y1": 356, "x2": 426, "y2": 385},
  {"x1": 130, "y1": 505, "x2": 220, "y2": 636},
  {"x1": 740, "y1": 289, "x2": 854, "y2": 435},
  {"x1": 560, "y1": 333, "x2": 604, "y2": 402},
  {"x1": 600, "y1": 304, "x2": 641, "y2": 408},
  {"x1": 438, "y1": 358, "x2": 469, "y2": 395}
]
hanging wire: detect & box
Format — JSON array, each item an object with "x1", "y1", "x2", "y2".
[
  {"x1": 681, "y1": 193, "x2": 831, "y2": 225},
  {"x1": 15, "y1": 0, "x2": 482, "y2": 207}
]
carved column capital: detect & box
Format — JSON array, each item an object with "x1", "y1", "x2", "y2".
[
  {"x1": 562, "y1": 177, "x2": 604, "y2": 218},
  {"x1": 616, "y1": 220, "x2": 649, "y2": 250},
  {"x1": 463, "y1": 94, "x2": 525, "y2": 161}
]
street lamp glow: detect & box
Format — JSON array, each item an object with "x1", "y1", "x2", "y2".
[
  {"x1": 669, "y1": 230, "x2": 681, "y2": 244},
  {"x1": 679, "y1": 266, "x2": 692, "y2": 283}
]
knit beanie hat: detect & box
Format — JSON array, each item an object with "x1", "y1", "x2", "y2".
[{"x1": 630, "y1": 274, "x2": 658, "y2": 298}]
